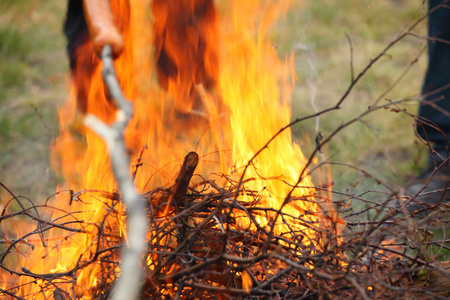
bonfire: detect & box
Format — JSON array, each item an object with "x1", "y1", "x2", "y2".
[{"x1": 1, "y1": 1, "x2": 449, "y2": 299}]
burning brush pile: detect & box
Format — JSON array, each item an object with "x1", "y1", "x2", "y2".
[
  {"x1": 1, "y1": 0, "x2": 450, "y2": 299},
  {"x1": 2, "y1": 149, "x2": 450, "y2": 299}
]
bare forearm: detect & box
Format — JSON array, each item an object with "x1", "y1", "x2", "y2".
[{"x1": 82, "y1": 0, "x2": 124, "y2": 57}]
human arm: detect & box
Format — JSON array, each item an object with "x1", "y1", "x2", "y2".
[{"x1": 82, "y1": 0, "x2": 124, "y2": 58}]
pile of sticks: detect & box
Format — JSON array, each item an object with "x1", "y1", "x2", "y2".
[{"x1": 1, "y1": 151, "x2": 449, "y2": 299}]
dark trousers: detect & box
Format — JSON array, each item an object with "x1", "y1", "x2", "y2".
[
  {"x1": 63, "y1": 0, "x2": 97, "y2": 112},
  {"x1": 64, "y1": 0, "x2": 89, "y2": 70},
  {"x1": 419, "y1": 0, "x2": 450, "y2": 154}
]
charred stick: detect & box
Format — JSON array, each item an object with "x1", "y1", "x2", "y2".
[
  {"x1": 346, "y1": 275, "x2": 371, "y2": 300},
  {"x1": 159, "y1": 255, "x2": 222, "y2": 282},
  {"x1": 150, "y1": 198, "x2": 215, "y2": 223},
  {"x1": 21, "y1": 267, "x2": 74, "y2": 280},
  {"x1": 252, "y1": 266, "x2": 294, "y2": 293},
  {"x1": 168, "y1": 151, "x2": 199, "y2": 209},
  {"x1": 191, "y1": 179, "x2": 226, "y2": 193},
  {"x1": 0, "y1": 288, "x2": 26, "y2": 300}
]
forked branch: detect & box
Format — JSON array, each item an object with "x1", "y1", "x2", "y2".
[{"x1": 84, "y1": 45, "x2": 148, "y2": 300}]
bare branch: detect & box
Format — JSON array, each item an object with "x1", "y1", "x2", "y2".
[{"x1": 84, "y1": 45, "x2": 148, "y2": 300}]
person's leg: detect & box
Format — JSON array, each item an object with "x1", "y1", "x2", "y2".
[
  {"x1": 63, "y1": 0, "x2": 97, "y2": 113},
  {"x1": 408, "y1": 1, "x2": 450, "y2": 213},
  {"x1": 418, "y1": 0, "x2": 450, "y2": 162},
  {"x1": 64, "y1": 0, "x2": 89, "y2": 70}
]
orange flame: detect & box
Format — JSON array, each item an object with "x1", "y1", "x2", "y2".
[
  {"x1": 1, "y1": 0, "x2": 339, "y2": 298},
  {"x1": 152, "y1": 0, "x2": 219, "y2": 114}
]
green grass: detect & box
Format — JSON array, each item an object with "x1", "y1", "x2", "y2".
[
  {"x1": 280, "y1": 0, "x2": 429, "y2": 199},
  {"x1": 0, "y1": 1, "x2": 67, "y2": 201},
  {"x1": 0, "y1": 25, "x2": 31, "y2": 98}
]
